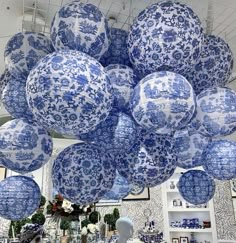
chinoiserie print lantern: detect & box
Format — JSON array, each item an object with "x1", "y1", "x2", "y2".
[
  {"x1": 128, "y1": 1, "x2": 204, "y2": 78},
  {"x1": 186, "y1": 35, "x2": 234, "y2": 95},
  {"x1": 52, "y1": 143, "x2": 116, "y2": 204},
  {"x1": 100, "y1": 28, "x2": 131, "y2": 67},
  {"x1": 0, "y1": 69, "x2": 11, "y2": 98},
  {"x1": 130, "y1": 71, "x2": 196, "y2": 134},
  {"x1": 178, "y1": 170, "x2": 215, "y2": 205},
  {"x1": 105, "y1": 64, "x2": 138, "y2": 112},
  {"x1": 0, "y1": 119, "x2": 53, "y2": 174},
  {"x1": 202, "y1": 140, "x2": 236, "y2": 180},
  {"x1": 26, "y1": 50, "x2": 113, "y2": 136},
  {"x1": 0, "y1": 176, "x2": 41, "y2": 220},
  {"x1": 78, "y1": 112, "x2": 137, "y2": 154},
  {"x1": 117, "y1": 129, "x2": 177, "y2": 187},
  {"x1": 173, "y1": 127, "x2": 211, "y2": 169},
  {"x1": 2, "y1": 80, "x2": 34, "y2": 121},
  {"x1": 4, "y1": 32, "x2": 54, "y2": 79},
  {"x1": 50, "y1": 0, "x2": 110, "y2": 60},
  {"x1": 102, "y1": 171, "x2": 132, "y2": 200},
  {"x1": 192, "y1": 87, "x2": 236, "y2": 137}
]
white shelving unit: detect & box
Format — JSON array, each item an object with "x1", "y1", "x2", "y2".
[{"x1": 162, "y1": 168, "x2": 217, "y2": 243}]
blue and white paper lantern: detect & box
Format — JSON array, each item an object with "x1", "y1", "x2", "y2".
[
  {"x1": 0, "y1": 69, "x2": 11, "y2": 97},
  {"x1": 192, "y1": 87, "x2": 236, "y2": 137},
  {"x1": 50, "y1": 0, "x2": 110, "y2": 60},
  {"x1": 202, "y1": 140, "x2": 236, "y2": 180},
  {"x1": 105, "y1": 64, "x2": 138, "y2": 112},
  {"x1": 2, "y1": 80, "x2": 34, "y2": 121},
  {"x1": 0, "y1": 176, "x2": 41, "y2": 220},
  {"x1": 52, "y1": 143, "x2": 116, "y2": 204},
  {"x1": 178, "y1": 170, "x2": 215, "y2": 205},
  {"x1": 117, "y1": 130, "x2": 177, "y2": 187},
  {"x1": 130, "y1": 71, "x2": 196, "y2": 134},
  {"x1": 78, "y1": 112, "x2": 137, "y2": 154},
  {"x1": 0, "y1": 119, "x2": 53, "y2": 174},
  {"x1": 102, "y1": 172, "x2": 132, "y2": 200},
  {"x1": 186, "y1": 35, "x2": 234, "y2": 95},
  {"x1": 100, "y1": 28, "x2": 131, "y2": 67},
  {"x1": 128, "y1": 1, "x2": 204, "y2": 78},
  {"x1": 174, "y1": 127, "x2": 210, "y2": 169},
  {"x1": 26, "y1": 50, "x2": 113, "y2": 136},
  {"x1": 4, "y1": 32, "x2": 54, "y2": 80}
]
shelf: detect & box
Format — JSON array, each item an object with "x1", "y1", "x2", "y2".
[
  {"x1": 168, "y1": 208, "x2": 210, "y2": 212},
  {"x1": 169, "y1": 228, "x2": 212, "y2": 233}
]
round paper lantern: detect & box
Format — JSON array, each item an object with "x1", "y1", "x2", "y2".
[
  {"x1": 78, "y1": 112, "x2": 137, "y2": 154},
  {"x1": 0, "y1": 69, "x2": 11, "y2": 97},
  {"x1": 173, "y1": 127, "x2": 210, "y2": 169},
  {"x1": 4, "y1": 32, "x2": 54, "y2": 80},
  {"x1": 117, "y1": 130, "x2": 177, "y2": 187},
  {"x1": 50, "y1": 0, "x2": 110, "y2": 60},
  {"x1": 26, "y1": 50, "x2": 113, "y2": 136},
  {"x1": 52, "y1": 143, "x2": 116, "y2": 204},
  {"x1": 186, "y1": 35, "x2": 234, "y2": 95},
  {"x1": 102, "y1": 172, "x2": 131, "y2": 200},
  {"x1": 178, "y1": 170, "x2": 215, "y2": 205},
  {"x1": 105, "y1": 64, "x2": 138, "y2": 112},
  {"x1": 202, "y1": 140, "x2": 236, "y2": 180},
  {"x1": 100, "y1": 28, "x2": 131, "y2": 67},
  {"x1": 2, "y1": 80, "x2": 34, "y2": 121},
  {"x1": 130, "y1": 71, "x2": 196, "y2": 134},
  {"x1": 0, "y1": 119, "x2": 53, "y2": 174},
  {"x1": 192, "y1": 87, "x2": 236, "y2": 137},
  {"x1": 128, "y1": 1, "x2": 204, "y2": 78},
  {"x1": 0, "y1": 176, "x2": 41, "y2": 220}
]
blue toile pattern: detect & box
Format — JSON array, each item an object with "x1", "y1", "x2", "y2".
[
  {"x1": 202, "y1": 140, "x2": 236, "y2": 180},
  {"x1": 4, "y1": 32, "x2": 54, "y2": 80},
  {"x1": 128, "y1": 1, "x2": 204, "y2": 79},
  {"x1": 191, "y1": 87, "x2": 236, "y2": 137},
  {"x1": 185, "y1": 35, "x2": 234, "y2": 95},
  {"x1": 50, "y1": 0, "x2": 110, "y2": 60},
  {"x1": 100, "y1": 28, "x2": 132, "y2": 67},
  {"x1": 52, "y1": 143, "x2": 116, "y2": 205},
  {"x1": 177, "y1": 170, "x2": 215, "y2": 205},
  {"x1": 0, "y1": 176, "x2": 41, "y2": 221},
  {"x1": 26, "y1": 50, "x2": 113, "y2": 136},
  {"x1": 130, "y1": 71, "x2": 196, "y2": 134},
  {"x1": 0, "y1": 119, "x2": 53, "y2": 174},
  {"x1": 0, "y1": 69, "x2": 11, "y2": 99}
]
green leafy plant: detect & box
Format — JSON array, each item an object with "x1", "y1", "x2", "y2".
[
  {"x1": 8, "y1": 218, "x2": 31, "y2": 238},
  {"x1": 31, "y1": 212, "x2": 46, "y2": 225},
  {"x1": 104, "y1": 208, "x2": 120, "y2": 231},
  {"x1": 40, "y1": 195, "x2": 46, "y2": 207},
  {"x1": 60, "y1": 218, "x2": 71, "y2": 236},
  {"x1": 89, "y1": 211, "x2": 101, "y2": 224},
  {"x1": 81, "y1": 218, "x2": 91, "y2": 228}
]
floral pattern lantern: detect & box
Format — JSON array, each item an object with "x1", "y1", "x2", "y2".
[
  {"x1": 0, "y1": 176, "x2": 41, "y2": 220},
  {"x1": 4, "y1": 32, "x2": 54, "y2": 80},
  {"x1": 102, "y1": 171, "x2": 132, "y2": 200},
  {"x1": 130, "y1": 71, "x2": 196, "y2": 134},
  {"x1": 128, "y1": 1, "x2": 204, "y2": 78},
  {"x1": 117, "y1": 129, "x2": 177, "y2": 187},
  {"x1": 178, "y1": 170, "x2": 215, "y2": 205},
  {"x1": 0, "y1": 69, "x2": 11, "y2": 97},
  {"x1": 0, "y1": 119, "x2": 53, "y2": 174},
  {"x1": 105, "y1": 64, "x2": 138, "y2": 112},
  {"x1": 100, "y1": 28, "x2": 131, "y2": 67},
  {"x1": 192, "y1": 87, "x2": 236, "y2": 137},
  {"x1": 26, "y1": 50, "x2": 113, "y2": 136},
  {"x1": 52, "y1": 143, "x2": 116, "y2": 205},
  {"x1": 50, "y1": 0, "x2": 110, "y2": 60},
  {"x1": 186, "y1": 35, "x2": 234, "y2": 95},
  {"x1": 202, "y1": 140, "x2": 236, "y2": 180},
  {"x1": 78, "y1": 112, "x2": 137, "y2": 154},
  {"x1": 173, "y1": 127, "x2": 211, "y2": 169},
  {"x1": 2, "y1": 80, "x2": 34, "y2": 121}
]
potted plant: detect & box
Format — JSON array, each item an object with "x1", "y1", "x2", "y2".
[
  {"x1": 104, "y1": 208, "x2": 120, "y2": 238},
  {"x1": 31, "y1": 212, "x2": 46, "y2": 225},
  {"x1": 60, "y1": 218, "x2": 71, "y2": 243}
]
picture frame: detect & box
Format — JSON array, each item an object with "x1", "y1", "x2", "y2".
[
  {"x1": 96, "y1": 199, "x2": 122, "y2": 207},
  {"x1": 172, "y1": 239, "x2": 179, "y2": 243},
  {"x1": 0, "y1": 167, "x2": 6, "y2": 181},
  {"x1": 180, "y1": 237, "x2": 189, "y2": 243},
  {"x1": 123, "y1": 186, "x2": 150, "y2": 201},
  {"x1": 230, "y1": 179, "x2": 236, "y2": 198}
]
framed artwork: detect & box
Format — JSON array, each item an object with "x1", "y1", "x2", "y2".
[
  {"x1": 172, "y1": 239, "x2": 179, "y2": 243},
  {"x1": 230, "y1": 179, "x2": 236, "y2": 198},
  {"x1": 180, "y1": 237, "x2": 189, "y2": 243},
  {"x1": 96, "y1": 199, "x2": 122, "y2": 207},
  {"x1": 0, "y1": 167, "x2": 6, "y2": 181},
  {"x1": 123, "y1": 185, "x2": 150, "y2": 201}
]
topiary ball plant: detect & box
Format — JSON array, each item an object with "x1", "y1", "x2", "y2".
[
  {"x1": 89, "y1": 211, "x2": 101, "y2": 224},
  {"x1": 31, "y1": 212, "x2": 46, "y2": 225}
]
